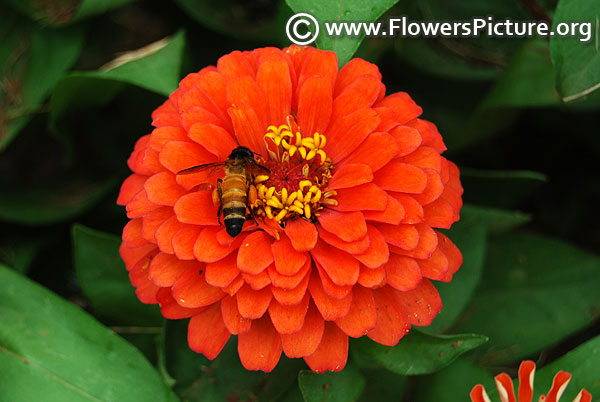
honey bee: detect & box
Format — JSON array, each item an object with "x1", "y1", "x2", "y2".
[{"x1": 178, "y1": 146, "x2": 269, "y2": 237}]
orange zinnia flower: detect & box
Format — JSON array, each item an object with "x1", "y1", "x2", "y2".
[
  {"x1": 471, "y1": 360, "x2": 592, "y2": 402},
  {"x1": 117, "y1": 45, "x2": 463, "y2": 372}
]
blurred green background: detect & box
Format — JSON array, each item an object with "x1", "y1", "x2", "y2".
[{"x1": 1, "y1": 0, "x2": 599, "y2": 401}]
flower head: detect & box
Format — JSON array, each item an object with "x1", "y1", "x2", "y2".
[
  {"x1": 470, "y1": 360, "x2": 592, "y2": 402},
  {"x1": 118, "y1": 46, "x2": 464, "y2": 372}
]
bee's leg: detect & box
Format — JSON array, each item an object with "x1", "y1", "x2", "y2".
[{"x1": 216, "y1": 179, "x2": 223, "y2": 225}]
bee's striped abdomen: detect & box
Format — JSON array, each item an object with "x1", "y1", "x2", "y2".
[{"x1": 221, "y1": 170, "x2": 247, "y2": 237}]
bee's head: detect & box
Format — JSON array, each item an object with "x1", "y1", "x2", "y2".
[{"x1": 230, "y1": 146, "x2": 255, "y2": 160}]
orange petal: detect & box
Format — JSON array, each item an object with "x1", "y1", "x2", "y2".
[
  {"x1": 145, "y1": 172, "x2": 187, "y2": 206},
  {"x1": 401, "y1": 146, "x2": 443, "y2": 172},
  {"x1": 385, "y1": 254, "x2": 422, "y2": 292},
  {"x1": 268, "y1": 292, "x2": 310, "y2": 334},
  {"x1": 331, "y1": 75, "x2": 381, "y2": 123},
  {"x1": 544, "y1": 370, "x2": 572, "y2": 402},
  {"x1": 228, "y1": 104, "x2": 267, "y2": 157},
  {"x1": 393, "y1": 223, "x2": 438, "y2": 260},
  {"x1": 363, "y1": 193, "x2": 406, "y2": 225},
  {"x1": 181, "y1": 106, "x2": 225, "y2": 132},
  {"x1": 149, "y1": 126, "x2": 187, "y2": 151},
  {"x1": 236, "y1": 285, "x2": 272, "y2": 319},
  {"x1": 220, "y1": 295, "x2": 252, "y2": 334},
  {"x1": 374, "y1": 162, "x2": 427, "y2": 194},
  {"x1": 226, "y1": 76, "x2": 268, "y2": 127},
  {"x1": 123, "y1": 218, "x2": 146, "y2": 248},
  {"x1": 388, "y1": 126, "x2": 423, "y2": 157},
  {"x1": 423, "y1": 197, "x2": 456, "y2": 229},
  {"x1": 517, "y1": 360, "x2": 536, "y2": 402},
  {"x1": 174, "y1": 191, "x2": 219, "y2": 226},
  {"x1": 271, "y1": 235, "x2": 307, "y2": 276},
  {"x1": 216, "y1": 50, "x2": 254, "y2": 80},
  {"x1": 237, "y1": 231, "x2": 274, "y2": 275},
  {"x1": 119, "y1": 242, "x2": 156, "y2": 271},
  {"x1": 335, "y1": 286, "x2": 377, "y2": 337},
  {"x1": 155, "y1": 216, "x2": 184, "y2": 254},
  {"x1": 193, "y1": 71, "x2": 232, "y2": 124},
  {"x1": 406, "y1": 119, "x2": 447, "y2": 153},
  {"x1": 311, "y1": 240, "x2": 359, "y2": 286},
  {"x1": 494, "y1": 373, "x2": 516, "y2": 402},
  {"x1": 284, "y1": 218, "x2": 318, "y2": 251},
  {"x1": 438, "y1": 232, "x2": 463, "y2": 282},
  {"x1": 171, "y1": 264, "x2": 225, "y2": 308},
  {"x1": 257, "y1": 58, "x2": 293, "y2": 126},
  {"x1": 223, "y1": 275, "x2": 244, "y2": 296},
  {"x1": 318, "y1": 209, "x2": 367, "y2": 242},
  {"x1": 395, "y1": 279, "x2": 441, "y2": 326},
  {"x1": 242, "y1": 269, "x2": 272, "y2": 290},
  {"x1": 334, "y1": 58, "x2": 381, "y2": 96},
  {"x1": 148, "y1": 252, "x2": 195, "y2": 287},
  {"x1": 268, "y1": 259, "x2": 311, "y2": 289},
  {"x1": 141, "y1": 207, "x2": 173, "y2": 243},
  {"x1": 271, "y1": 269, "x2": 310, "y2": 306},
  {"x1": 128, "y1": 255, "x2": 159, "y2": 303},
  {"x1": 375, "y1": 92, "x2": 422, "y2": 124},
  {"x1": 188, "y1": 123, "x2": 238, "y2": 160},
  {"x1": 297, "y1": 76, "x2": 333, "y2": 137},
  {"x1": 188, "y1": 303, "x2": 230, "y2": 360},
  {"x1": 331, "y1": 183, "x2": 387, "y2": 212},
  {"x1": 298, "y1": 49, "x2": 338, "y2": 90},
  {"x1": 412, "y1": 168, "x2": 444, "y2": 205},
  {"x1": 156, "y1": 287, "x2": 206, "y2": 319},
  {"x1": 159, "y1": 140, "x2": 217, "y2": 175},
  {"x1": 317, "y1": 225, "x2": 370, "y2": 255},
  {"x1": 394, "y1": 193, "x2": 424, "y2": 224},
  {"x1": 378, "y1": 223, "x2": 419, "y2": 250},
  {"x1": 126, "y1": 189, "x2": 161, "y2": 218},
  {"x1": 205, "y1": 252, "x2": 240, "y2": 288},
  {"x1": 353, "y1": 225, "x2": 389, "y2": 269},
  {"x1": 172, "y1": 225, "x2": 201, "y2": 260},
  {"x1": 338, "y1": 132, "x2": 399, "y2": 172},
  {"x1": 325, "y1": 108, "x2": 380, "y2": 163},
  {"x1": 238, "y1": 314, "x2": 282, "y2": 372},
  {"x1": 194, "y1": 226, "x2": 243, "y2": 263},
  {"x1": 418, "y1": 247, "x2": 449, "y2": 281},
  {"x1": 308, "y1": 271, "x2": 352, "y2": 320},
  {"x1": 315, "y1": 262, "x2": 353, "y2": 300},
  {"x1": 304, "y1": 322, "x2": 348, "y2": 373},
  {"x1": 281, "y1": 302, "x2": 324, "y2": 358},
  {"x1": 367, "y1": 286, "x2": 410, "y2": 346},
  {"x1": 117, "y1": 174, "x2": 147, "y2": 205},
  {"x1": 470, "y1": 385, "x2": 491, "y2": 402},
  {"x1": 327, "y1": 163, "x2": 373, "y2": 190},
  {"x1": 358, "y1": 264, "x2": 386, "y2": 289}
]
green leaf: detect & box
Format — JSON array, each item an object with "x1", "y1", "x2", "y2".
[
  {"x1": 461, "y1": 168, "x2": 547, "y2": 209},
  {"x1": 550, "y1": 0, "x2": 600, "y2": 101},
  {"x1": 72, "y1": 224, "x2": 163, "y2": 326},
  {"x1": 0, "y1": 233, "x2": 47, "y2": 274},
  {"x1": 356, "y1": 369, "x2": 406, "y2": 401},
  {"x1": 286, "y1": 0, "x2": 399, "y2": 66},
  {"x1": 413, "y1": 358, "x2": 495, "y2": 402},
  {"x1": 0, "y1": 7, "x2": 85, "y2": 149},
  {"x1": 0, "y1": 177, "x2": 117, "y2": 225},
  {"x1": 5, "y1": 0, "x2": 135, "y2": 25},
  {"x1": 460, "y1": 205, "x2": 531, "y2": 235},
  {"x1": 0, "y1": 265, "x2": 179, "y2": 402},
  {"x1": 453, "y1": 232, "x2": 600, "y2": 365},
  {"x1": 298, "y1": 364, "x2": 365, "y2": 402},
  {"x1": 481, "y1": 39, "x2": 559, "y2": 108},
  {"x1": 423, "y1": 212, "x2": 486, "y2": 334},
  {"x1": 352, "y1": 331, "x2": 488, "y2": 375},
  {"x1": 164, "y1": 320, "x2": 303, "y2": 401},
  {"x1": 532, "y1": 334, "x2": 600, "y2": 400},
  {"x1": 174, "y1": 0, "x2": 292, "y2": 43},
  {"x1": 49, "y1": 30, "x2": 185, "y2": 125}
]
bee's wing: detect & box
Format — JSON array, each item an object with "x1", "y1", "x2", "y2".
[
  {"x1": 177, "y1": 162, "x2": 226, "y2": 176},
  {"x1": 247, "y1": 161, "x2": 270, "y2": 176}
]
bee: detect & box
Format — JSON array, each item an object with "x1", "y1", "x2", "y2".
[{"x1": 178, "y1": 146, "x2": 269, "y2": 237}]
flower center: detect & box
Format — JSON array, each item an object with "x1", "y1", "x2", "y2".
[{"x1": 249, "y1": 115, "x2": 337, "y2": 225}]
